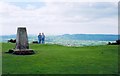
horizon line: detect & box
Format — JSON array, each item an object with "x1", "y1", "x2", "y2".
[{"x1": 0, "y1": 33, "x2": 119, "y2": 36}]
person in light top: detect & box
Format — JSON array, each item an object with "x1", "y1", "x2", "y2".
[{"x1": 41, "y1": 33, "x2": 45, "y2": 44}]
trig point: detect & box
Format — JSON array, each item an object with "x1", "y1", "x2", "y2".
[
  {"x1": 16, "y1": 27, "x2": 29, "y2": 49},
  {"x1": 12, "y1": 27, "x2": 35, "y2": 55}
]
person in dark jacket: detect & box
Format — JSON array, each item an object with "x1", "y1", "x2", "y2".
[{"x1": 38, "y1": 33, "x2": 42, "y2": 44}]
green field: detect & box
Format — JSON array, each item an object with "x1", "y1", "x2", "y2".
[{"x1": 2, "y1": 43, "x2": 118, "y2": 74}]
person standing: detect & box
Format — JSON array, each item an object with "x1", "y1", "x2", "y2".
[
  {"x1": 38, "y1": 33, "x2": 42, "y2": 44},
  {"x1": 42, "y1": 33, "x2": 45, "y2": 44}
]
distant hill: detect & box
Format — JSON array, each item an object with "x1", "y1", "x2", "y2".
[
  {"x1": 0, "y1": 34, "x2": 118, "y2": 42},
  {"x1": 1, "y1": 35, "x2": 16, "y2": 39},
  {"x1": 57, "y1": 34, "x2": 118, "y2": 41}
]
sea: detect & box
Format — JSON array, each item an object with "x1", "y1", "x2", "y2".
[{"x1": 0, "y1": 34, "x2": 118, "y2": 47}]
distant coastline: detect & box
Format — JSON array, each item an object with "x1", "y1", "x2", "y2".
[
  {"x1": 0, "y1": 34, "x2": 118, "y2": 46},
  {"x1": 0, "y1": 34, "x2": 118, "y2": 41}
]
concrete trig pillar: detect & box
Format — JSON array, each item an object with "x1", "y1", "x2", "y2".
[
  {"x1": 12, "y1": 27, "x2": 34, "y2": 55},
  {"x1": 16, "y1": 27, "x2": 29, "y2": 50}
]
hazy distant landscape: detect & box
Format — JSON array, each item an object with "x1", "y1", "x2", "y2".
[{"x1": 0, "y1": 34, "x2": 118, "y2": 46}]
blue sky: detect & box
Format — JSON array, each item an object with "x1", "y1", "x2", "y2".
[
  {"x1": 0, "y1": 1, "x2": 118, "y2": 35},
  {"x1": 9, "y1": 2, "x2": 45, "y2": 9}
]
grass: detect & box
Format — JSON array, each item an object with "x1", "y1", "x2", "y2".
[{"x1": 1, "y1": 43, "x2": 118, "y2": 74}]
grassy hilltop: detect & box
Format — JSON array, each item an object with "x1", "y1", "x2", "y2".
[{"x1": 2, "y1": 43, "x2": 118, "y2": 74}]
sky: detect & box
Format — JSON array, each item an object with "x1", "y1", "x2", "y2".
[{"x1": 0, "y1": 0, "x2": 118, "y2": 35}]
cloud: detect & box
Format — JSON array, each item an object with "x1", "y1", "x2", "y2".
[{"x1": 0, "y1": 1, "x2": 118, "y2": 35}]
